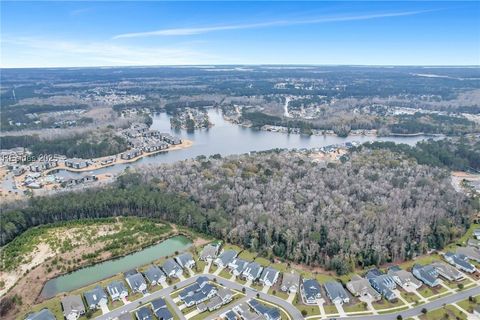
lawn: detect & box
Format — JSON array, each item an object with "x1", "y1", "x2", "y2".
[
  {"x1": 323, "y1": 304, "x2": 338, "y2": 314},
  {"x1": 398, "y1": 254, "x2": 442, "y2": 271},
  {"x1": 219, "y1": 268, "x2": 232, "y2": 279},
  {"x1": 222, "y1": 244, "x2": 243, "y2": 252},
  {"x1": 238, "y1": 249, "x2": 257, "y2": 261},
  {"x1": 196, "y1": 260, "x2": 206, "y2": 272},
  {"x1": 372, "y1": 298, "x2": 406, "y2": 310},
  {"x1": 268, "y1": 287, "x2": 289, "y2": 300},
  {"x1": 107, "y1": 299, "x2": 124, "y2": 310},
  {"x1": 400, "y1": 291, "x2": 421, "y2": 304},
  {"x1": 315, "y1": 273, "x2": 338, "y2": 284},
  {"x1": 444, "y1": 278, "x2": 472, "y2": 290},
  {"x1": 419, "y1": 305, "x2": 467, "y2": 320},
  {"x1": 292, "y1": 298, "x2": 321, "y2": 317},
  {"x1": 457, "y1": 295, "x2": 479, "y2": 313},
  {"x1": 269, "y1": 261, "x2": 291, "y2": 273},
  {"x1": 417, "y1": 285, "x2": 445, "y2": 299},
  {"x1": 343, "y1": 302, "x2": 369, "y2": 313},
  {"x1": 254, "y1": 257, "x2": 271, "y2": 266},
  {"x1": 19, "y1": 297, "x2": 63, "y2": 320},
  {"x1": 209, "y1": 264, "x2": 218, "y2": 274}
]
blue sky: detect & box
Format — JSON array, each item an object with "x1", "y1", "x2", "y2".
[{"x1": 1, "y1": 1, "x2": 479, "y2": 67}]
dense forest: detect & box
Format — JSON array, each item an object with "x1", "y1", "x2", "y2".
[
  {"x1": 1, "y1": 148, "x2": 474, "y2": 274},
  {"x1": 361, "y1": 137, "x2": 480, "y2": 172},
  {"x1": 0, "y1": 131, "x2": 129, "y2": 159}
]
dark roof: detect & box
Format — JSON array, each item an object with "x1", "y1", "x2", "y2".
[
  {"x1": 302, "y1": 279, "x2": 322, "y2": 300},
  {"x1": 324, "y1": 281, "x2": 348, "y2": 301},
  {"x1": 154, "y1": 307, "x2": 173, "y2": 320},
  {"x1": 151, "y1": 298, "x2": 167, "y2": 311},
  {"x1": 144, "y1": 265, "x2": 165, "y2": 283},
  {"x1": 25, "y1": 309, "x2": 56, "y2": 320},
  {"x1": 136, "y1": 306, "x2": 153, "y2": 320},
  {"x1": 84, "y1": 286, "x2": 107, "y2": 306}
]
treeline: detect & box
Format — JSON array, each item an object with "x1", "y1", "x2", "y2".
[
  {"x1": 388, "y1": 113, "x2": 478, "y2": 135},
  {"x1": 2, "y1": 149, "x2": 473, "y2": 275},
  {"x1": 0, "y1": 133, "x2": 129, "y2": 159},
  {"x1": 361, "y1": 138, "x2": 480, "y2": 172},
  {"x1": 165, "y1": 100, "x2": 216, "y2": 114}
]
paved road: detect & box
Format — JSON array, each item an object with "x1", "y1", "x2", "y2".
[
  {"x1": 95, "y1": 273, "x2": 302, "y2": 320},
  {"x1": 326, "y1": 285, "x2": 480, "y2": 320}
]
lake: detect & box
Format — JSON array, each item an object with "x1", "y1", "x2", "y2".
[
  {"x1": 51, "y1": 109, "x2": 435, "y2": 177},
  {"x1": 40, "y1": 235, "x2": 191, "y2": 298}
]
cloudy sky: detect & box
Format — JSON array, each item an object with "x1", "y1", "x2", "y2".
[{"x1": 1, "y1": 1, "x2": 479, "y2": 67}]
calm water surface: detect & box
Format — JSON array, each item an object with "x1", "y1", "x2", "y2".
[{"x1": 41, "y1": 235, "x2": 191, "y2": 298}]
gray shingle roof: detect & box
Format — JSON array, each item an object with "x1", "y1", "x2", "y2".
[
  {"x1": 106, "y1": 280, "x2": 128, "y2": 297},
  {"x1": 84, "y1": 286, "x2": 107, "y2": 307},
  {"x1": 302, "y1": 279, "x2": 322, "y2": 300},
  {"x1": 144, "y1": 265, "x2": 166, "y2": 284},
  {"x1": 25, "y1": 309, "x2": 56, "y2": 320},
  {"x1": 324, "y1": 281, "x2": 349, "y2": 302},
  {"x1": 217, "y1": 250, "x2": 237, "y2": 266},
  {"x1": 61, "y1": 295, "x2": 85, "y2": 317},
  {"x1": 162, "y1": 258, "x2": 182, "y2": 276},
  {"x1": 260, "y1": 267, "x2": 279, "y2": 285}
]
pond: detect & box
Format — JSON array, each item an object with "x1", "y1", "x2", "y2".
[{"x1": 40, "y1": 235, "x2": 191, "y2": 298}]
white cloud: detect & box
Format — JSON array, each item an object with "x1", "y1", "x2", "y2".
[
  {"x1": 1, "y1": 37, "x2": 220, "y2": 67},
  {"x1": 113, "y1": 10, "x2": 433, "y2": 39}
]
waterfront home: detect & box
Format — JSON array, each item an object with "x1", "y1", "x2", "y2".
[
  {"x1": 387, "y1": 266, "x2": 422, "y2": 290},
  {"x1": 125, "y1": 272, "x2": 148, "y2": 294},
  {"x1": 84, "y1": 286, "x2": 108, "y2": 309},
  {"x1": 324, "y1": 281, "x2": 350, "y2": 304},
  {"x1": 100, "y1": 157, "x2": 116, "y2": 165},
  {"x1": 151, "y1": 298, "x2": 173, "y2": 320},
  {"x1": 259, "y1": 267, "x2": 280, "y2": 287},
  {"x1": 200, "y1": 243, "x2": 220, "y2": 261},
  {"x1": 365, "y1": 269, "x2": 397, "y2": 302},
  {"x1": 457, "y1": 246, "x2": 480, "y2": 263},
  {"x1": 301, "y1": 279, "x2": 322, "y2": 304},
  {"x1": 135, "y1": 306, "x2": 154, "y2": 320},
  {"x1": 106, "y1": 280, "x2": 128, "y2": 301},
  {"x1": 242, "y1": 262, "x2": 263, "y2": 281},
  {"x1": 29, "y1": 160, "x2": 58, "y2": 172},
  {"x1": 25, "y1": 309, "x2": 56, "y2": 320},
  {"x1": 61, "y1": 295, "x2": 85, "y2": 320},
  {"x1": 444, "y1": 252, "x2": 477, "y2": 273},
  {"x1": 175, "y1": 252, "x2": 195, "y2": 269},
  {"x1": 280, "y1": 271, "x2": 300, "y2": 293},
  {"x1": 412, "y1": 264, "x2": 440, "y2": 287},
  {"x1": 432, "y1": 262, "x2": 464, "y2": 281},
  {"x1": 62, "y1": 174, "x2": 98, "y2": 187},
  {"x1": 162, "y1": 259, "x2": 183, "y2": 278},
  {"x1": 247, "y1": 299, "x2": 281, "y2": 320},
  {"x1": 120, "y1": 148, "x2": 142, "y2": 160},
  {"x1": 161, "y1": 133, "x2": 182, "y2": 145},
  {"x1": 214, "y1": 250, "x2": 238, "y2": 268},
  {"x1": 228, "y1": 258, "x2": 249, "y2": 276},
  {"x1": 65, "y1": 158, "x2": 89, "y2": 169},
  {"x1": 346, "y1": 275, "x2": 381, "y2": 301},
  {"x1": 473, "y1": 229, "x2": 480, "y2": 240},
  {"x1": 144, "y1": 265, "x2": 166, "y2": 286}
]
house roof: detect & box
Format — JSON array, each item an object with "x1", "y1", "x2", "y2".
[
  {"x1": 144, "y1": 265, "x2": 165, "y2": 283},
  {"x1": 413, "y1": 264, "x2": 438, "y2": 285},
  {"x1": 260, "y1": 267, "x2": 279, "y2": 284},
  {"x1": 303, "y1": 279, "x2": 322, "y2": 300},
  {"x1": 151, "y1": 298, "x2": 167, "y2": 311},
  {"x1": 224, "y1": 310, "x2": 237, "y2": 320},
  {"x1": 324, "y1": 281, "x2": 348, "y2": 301},
  {"x1": 126, "y1": 272, "x2": 147, "y2": 291},
  {"x1": 388, "y1": 269, "x2": 422, "y2": 287},
  {"x1": 136, "y1": 306, "x2": 153, "y2": 320},
  {"x1": 216, "y1": 287, "x2": 233, "y2": 301},
  {"x1": 84, "y1": 286, "x2": 107, "y2": 306},
  {"x1": 248, "y1": 299, "x2": 280, "y2": 320},
  {"x1": 457, "y1": 246, "x2": 480, "y2": 261},
  {"x1": 196, "y1": 276, "x2": 209, "y2": 287},
  {"x1": 61, "y1": 295, "x2": 85, "y2": 315},
  {"x1": 206, "y1": 295, "x2": 223, "y2": 310},
  {"x1": 162, "y1": 259, "x2": 182, "y2": 275},
  {"x1": 243, "y1": 262, "x2": 263, "y2": 278},
  {"x1": 107, "y1": 280, "x2": 128, "y2": 296},
  {"x1": 217, "y1": 250, "x2": 237, "y2": 265},
  {"x1": 432, "y1": 262, "x2": 463, "y2": 279},
  {"x1": 26, "y1": 309, "x2": 56, "y2": 320},
  {"x1": 200, "y1": 244, "x2": 219, "y2": 259},
  {"x1": 154, "y1": 307, "x2": 173, "y2": 320},
  {"x1": 446, "y1": 253, "x2": 476, "y2": 271},
  {"x1": 281, "y1": 272, "x2": 300, "y2": 289},
  {"x1": 231, "y1": 258, "x2": 249, "y2": 273},
  {"x1": 176, "y1": 253, "x2": 194, "y2": 267}
]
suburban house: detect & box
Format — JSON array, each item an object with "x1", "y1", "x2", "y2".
[
  {"x1": 473, "y1": 228, "x2": 480, "y2": 240},
  {"x1": 175, "y1": 252, "x2": 195, "y2": 269},
  {"x1": 259, "y1": 267, "x2": 280, "y2": 287},
  {"x1": 280, "y1": 271, "x2": 300, "y2": 293},
  {"x1": 29, "y1": 160, "x2": 58, "y2": 172},
  {"x1": 444, "y1": 252, "x2": 477, "y2": 273},
  {"x1": 120, "y1": 148, "x2": 142, "y2": 160},
  {"x1": 301, "y1": 279, "x2": 322, "y2": 304},
  {"x1": 324, "y1": 281, "x2": 350, "y2": 304},
  {"x1": 143, "y1": 141, "x2": 169, "y2": 153},
  {"x1": 162, "y1": 259, "x2": 183, "y2": 278},
  {"x1": 365, "y1": 269, "x2": 397, "y2": 302},
  {"x1": 151, "y1": 298, "x2": 173, "y2": 320},
  {"x1": 431, "y1": 262, "x2": 464, "y2": 281},
  {"x1": 242, "y1": 262, "x2": 263, "y2": 281},
  {"x1": 144, "y1": 265, "x2": 166, "y2": 286},
  {"x1": 125, "y1": 271, "x2": 148, "y2": 294},
  {"x1": 65, "y1": 158, "x2": 89, "y2": 169},
  {"x1": 135, "y1": 306, "x2": 154, "y2": 320},
  {"x1": 412, "y1": 264, "x2": 440, "y2": 287},
  {"x1": 346, "y1": 275, "x2": 381, "y2": 301},
  {"x1": 25, "y1": 309, "x2": 56, "y2": 320},
  {"x1": 106, "y1": 280, "x2": 128, "y2": 301},
  {"x1": 179, "y1": 277, "x2": 209, "y2": 301},
  {"x1": 205, "y1": 296, "x2": 224, "y2": 312},
  {"x1": 457, "y1": 246, "x2": 480, "y2": 263},
  {"x1": 84, "y1": 286, "x2": 108, "y2": 310},
  {"x1": 387, "y1": 266, "x2": 422, "y2": 290},
  {"x1": 233, "y1": 304, "x2": 264, "y2": 320},
  {"x1": 161, "y1": 133, "x2": 182, "y2": 145},
  {"x1": 61, "y1": 295, "x2": 85, "y2": 320},
  {"x1": 467, "y1": 239, "x2": 480, "y2": 249},
  {"x1": 214, "y1": 250, "x2": 238, "y2": 268},
  {"x1": 228, "y1": 258, "x2": 249, "y2": 276},
  {"x1": 247, "y1": 299, "x2": 281, "y2": 320},
  {"x1": 181, "y1": 281, "x2": 217, "y2": 307},
  {"x1": 216, "y1": 288, "x2": 233, "y2": 304},
  {"x1": 224, "y1": 310, "x2": 238, "y2": 320},
  {"x1": 200, "y1": 243, "x2": 220, "y2": 261}
]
